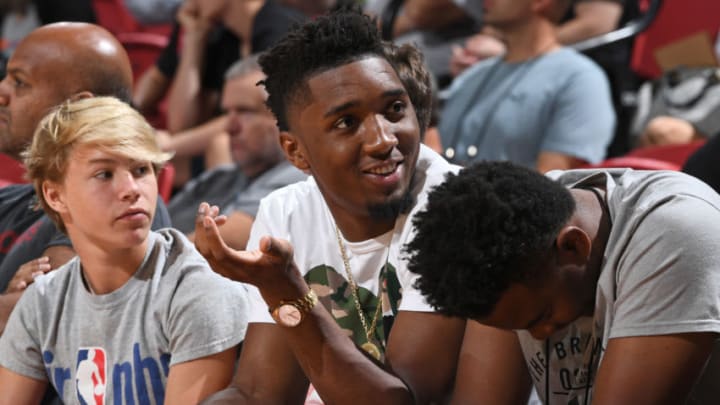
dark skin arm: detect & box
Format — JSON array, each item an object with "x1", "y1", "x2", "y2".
[
  {"x1": 592, "y1": 333, "x2": 717, "y2": 404},
  {"x1": 202, "y1": 324, "x2": 310, "y2": 404},
  {"x1": 450, "y1": 321, "x2": 532, "y2": 404},
  {"x1": 195, "y1": 204, "x2": 465, "y2": 404}
]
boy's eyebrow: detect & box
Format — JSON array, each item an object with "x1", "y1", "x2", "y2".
[{"x1": 87, "y1": 158, "x2": 118, "y2": 165}]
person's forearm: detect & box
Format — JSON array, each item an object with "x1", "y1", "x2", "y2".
[
  {"x1": 0, "y1": 292, "x2": 22, "y2": 336},
  {"x1": 284, "y1": 307, "x2": 414, "y2": 404},
  {"x1": 393, "y1": 1, "x2": 468, "y2": 37},
  {"x1": 133, "y1": 66, "x2": 171, "y2": 114},
  {"x1": 166, "y1": 115, "x2": 228, "y2": 157},
  {"x1": 556, "y1": 3, "x2": 622, "y2": 45},
  {"x1": 259, "y1": 273, "x2": 414, "y2": 404},
  {"x1": 167, "y1": 30, "x2": 212, "y2": 132}
]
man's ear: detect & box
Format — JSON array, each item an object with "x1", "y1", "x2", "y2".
[
  {"x1": 69, "y1": 91, "x2": 94, "y2": 102},
  {"x1": 42, "y1": 180, "x2": 68, "y2": 214},
  {"x1": 554, "y1": 226, "x2": 592, "y2": 266},
  {"x1": 279, "y1": 131, "x2": 310, "y2": 173}
]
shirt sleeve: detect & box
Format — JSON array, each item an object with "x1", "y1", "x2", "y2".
[
  {"x1": 0, "y1": 285, "x2": 47, "y2": 381},
  {"x1": 166, "y1": 264, "x2": 250, "y2": 366},
  {"x1": 609, "y1": 194, "x2": 720, "y2": 338}
]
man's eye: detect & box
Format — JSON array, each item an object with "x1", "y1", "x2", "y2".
[
  {"x1": 334, "y1": 116, "x2": 356, "y2": 129},
  {"x1": 94, "y1": 171, "x2": 112, "y2": 180},
  {"x1": 390, "y1": 101, "x2": 406, "y2": 114}
]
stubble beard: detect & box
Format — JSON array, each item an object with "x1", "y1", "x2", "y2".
[{"x1": 367, "y1": 173, "x2": 416, "y2": 221}]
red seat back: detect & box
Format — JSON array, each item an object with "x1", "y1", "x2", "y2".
[
  {"x1": 117, "y1": 32, "x2": 170, "y2": 129},
  {"x1": 0, "y1": 152, "x2": 26, "y2": 184},
  {"x1": 91, "y1": 0, "x2": 141, "y2": 35},
  {"x1": 632, "y1": 0, "x2": 720, "y2": 78},
  {"x1": 625, "y1": 140, "x2": 706, "y2": 166},
  {"x1": 157, "y1": 163, "x2": 175, "y2": 203}
]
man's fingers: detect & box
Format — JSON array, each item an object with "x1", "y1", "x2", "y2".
[
  {"x1": 259, "y1": 236, "x2": 294, "y2": 262},
  {"x1": 202, "y1": 215, "x2": 230, "y2": 260}
]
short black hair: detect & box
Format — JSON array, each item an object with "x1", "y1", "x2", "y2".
[
  {"x1": 406, "y1": 162, "x2": 576, "y2": 319},
  {"x1": 258, "y1": 8, "x2": 386, "y2": 131}
]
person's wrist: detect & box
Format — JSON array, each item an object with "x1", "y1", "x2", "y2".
[{"x1": 258, "y1": 262, "x2": 309, "y2": 310}]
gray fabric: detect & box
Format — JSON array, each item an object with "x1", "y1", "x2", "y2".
[
  {"x1": 517, "y1": 168, "x2": 720, "y2": 404},
  {"x1": 439, "y1": 48, "x2": 615, "y2": 167},
  {"x1": 123, "y1": 0, "x2": 181, "y2": 24},
  {"x1": 0, "y1": 228, "x2": 249, "y2": 404},
  {"x1": 168, "y1": 161, "x2": 306, "y2": 234}
]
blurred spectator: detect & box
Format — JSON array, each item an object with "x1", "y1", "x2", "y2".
[
  {"x1": 133, "y1": 0, "x2": 305, "y2": 187},
  {"x1": 438, "y1": 0, "x2": 615, "y2": 172},
  {"x1": 449, "y1": 0, "x2": 626, "y2": 78},
  {"x1": 448, "y1": 0, "x2": 639, "y2": 157},
  {"x1": 366, "y1": 0, "x2": 479, "y2": 86},
  {"x1": 124, "y1": 0, "x2": 182, "y2": 24},
  {"x1": 167, "y1": 56, "x2": 306, "y2": 249},
  {"x1": 0, "y1": 0, "x2": 96, "y2": 71},
  {"x1": 1, "y1": 0, "x2": 39, "y2": 59}
]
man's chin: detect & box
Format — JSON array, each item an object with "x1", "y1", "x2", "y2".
[{"x1": 367, "y1": 190, "x2": 415, "y2": 221}]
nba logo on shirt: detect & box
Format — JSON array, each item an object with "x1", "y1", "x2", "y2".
[{"x1": 76, "y1": 347, "x2": 107, "y2": 405}]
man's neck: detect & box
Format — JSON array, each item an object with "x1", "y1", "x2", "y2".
[
  {"x1": 498, "y1": 18, "x2": 560, "y2": 63},
  {"x1": 333, "y1": 211, "x2": 397, "y2": 243},
  {"x1": 571, "y1": 187, "x2": 612, "y2": 315}
]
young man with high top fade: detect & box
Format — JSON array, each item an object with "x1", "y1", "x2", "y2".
[{"x1": 196, "y1": 8, "x2": 471, "y2": 404}]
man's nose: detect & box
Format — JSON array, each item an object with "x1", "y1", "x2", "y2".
[
  {"x1": 0, "y1": 77, "x2": 11, "y2": 107},
  {"x1": 364, "y1": 114, "x2": 398, "y2": 153}
]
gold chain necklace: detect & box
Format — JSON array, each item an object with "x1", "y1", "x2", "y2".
[{"x1": 334, "y1": 226, "x2": 384, "y2": 361}]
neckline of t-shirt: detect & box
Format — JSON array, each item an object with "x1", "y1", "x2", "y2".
[{"x1": 76, "y1": 232, "x2": 157, "y2": 308}]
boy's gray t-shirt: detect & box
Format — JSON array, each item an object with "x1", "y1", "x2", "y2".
[
  {"x1": 517, "y1": 169, "x2": 720, "y2": 405},
  {"x1": 0, "y1": 228, "x2": 249, "y2": 404}
]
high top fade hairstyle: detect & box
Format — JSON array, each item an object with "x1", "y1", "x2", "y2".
[{"x1": 258, "y1": 7, "x2": 386, "y2": 132}]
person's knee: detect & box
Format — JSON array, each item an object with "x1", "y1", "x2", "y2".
[{"x1": 641, "y1": 116, "x2": 698, "y2": 146}]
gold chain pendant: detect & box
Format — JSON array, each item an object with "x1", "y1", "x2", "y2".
[{"x1": 361, "y1": 341, "x2": 381, "y2": 361}]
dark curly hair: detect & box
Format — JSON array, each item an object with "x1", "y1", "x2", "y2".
[
  {"x1": 405, "y1": 162, "x2": 576, "y2": 319},
  {"x1": 258, "y1": 7, "x2": 430, "y2": 133}
]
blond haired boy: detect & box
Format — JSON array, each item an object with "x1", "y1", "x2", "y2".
[{"x1": 0, "y1": 97, "x2": 248, "y2": 404}]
